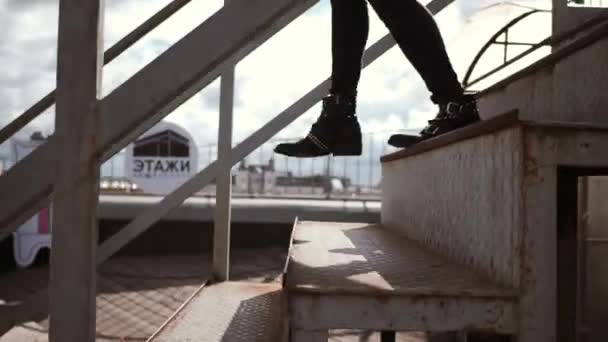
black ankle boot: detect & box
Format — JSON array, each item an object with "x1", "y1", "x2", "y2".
[
  {"x1": 274, "y1": 94, "x2": 362, "y2": 158},
  {"x1": 388, "y1": 93, "x2": 480, "y2": 148}
]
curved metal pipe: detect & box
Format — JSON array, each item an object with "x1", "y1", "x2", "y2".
[{"x1": 462, "y1": 9, "x2": 549, "y2": 88}]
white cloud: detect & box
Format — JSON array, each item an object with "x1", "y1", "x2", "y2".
[{"x1": 1, "y1": 0, "x2": 554, "y2": 162}]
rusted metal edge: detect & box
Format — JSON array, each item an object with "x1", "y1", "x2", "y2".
[
  {"x1": 146, "y1": 279, "x2": 209, "y2": 342},
  {"x1": 282, "y1": 217, "x2": 299, "y2": 288},
  {"x1": 380, "y1": 110, "x2": 520, "y2": 163},
  {"x1": 286, "y1": 284, "x2": 519, "y2": 300},
  {"x1": 479, "y1": 11, "x2": 608, "y2": 97}
]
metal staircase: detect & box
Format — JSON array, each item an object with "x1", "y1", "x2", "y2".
[{"x1": 1, "y1": 0, "x2": 608, "y2": 341}]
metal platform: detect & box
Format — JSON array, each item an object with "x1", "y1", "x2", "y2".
[
  {"x1": 285, "y1": 221, "x2": 518, "y2": 341},
  {"x1": 286, "y1": 221, "x2": 515, "y2": 298},
  {"x1": 148, "y1": 282, "x2": 286, "y2": 342},
  {"x1": 380, "y1": 114, "x2": 608, "y2": 341}
]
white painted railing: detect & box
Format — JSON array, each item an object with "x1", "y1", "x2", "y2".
[
  {"x1": 96, "y1": 0, "x2": 457, "y2": 279},
  {"x1": 0, "y1": 0, "x2": 456, "y2": 338}
]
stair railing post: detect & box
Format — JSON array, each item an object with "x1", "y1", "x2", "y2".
[
  {"x1": 49, "y1": 0, "x2": 104, "y2": 341},
  {"x1": 213, "y1": 20, "x2": 235, "y2": 281}
]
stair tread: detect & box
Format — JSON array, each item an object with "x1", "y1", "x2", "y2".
[
  {"x1": 286, "y1": 221, "x2": 516, "y2": 299},
  {"x1": 149, "y1": 281, "x2": 285, "y2": 342},
  {"x1": 381, "y1": 111, "x2": 608, "y2": 164}
]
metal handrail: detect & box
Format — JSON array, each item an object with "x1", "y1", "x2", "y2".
[
  {"x1": 462, "y1": 9, "x2": 551, "y2": 89},
  {"x1": 0, "y1": 0, "x2": 193, "y2": 145},
  {"x1": 96, "y1": 0, "x2": 456, "y2": 264},
  {"x1": 0, "y1": 0, "x2": 463, "y2": 332},
  {"x1": 464, "y1": 8, "x2": 608, "y2": 89}
]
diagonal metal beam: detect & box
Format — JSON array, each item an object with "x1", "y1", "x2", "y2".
[
  {"x1": 0, "y1": 141, "x2": 56, "y2": 241},
  {"x1": 0, "y1": 0, "x2": 194, "y2": 146},
  {"x1": 0, "y1": 0, "x2": 319, "y2": 240},
  {"x1": 0, "y1": 0, "x2": 454, "y2": 333},
  {"x1": 97, "y1": 0, "x2": 319, "y2": 160},
  {"x1": 97, "y1": 0, "x2": 455, "y2": 264}
]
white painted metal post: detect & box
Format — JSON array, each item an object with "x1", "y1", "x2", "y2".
[
  {"x1": 213, "y1": 27, "x2": 235, "y2": 281},
  {"x1": 213, "y1": 68, "x2": 234, "y2": 281},
  {"x1": 49, "y1": 0, "x2": 104, "y2": 341}
]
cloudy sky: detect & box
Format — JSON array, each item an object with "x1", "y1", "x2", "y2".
[{"x1": 0, "y1": 0, "x2": 553, "y2": 181}]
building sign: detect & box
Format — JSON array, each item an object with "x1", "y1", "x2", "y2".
[{"x1": 125, "y1": 121, "x2": 198, "y2": 195}]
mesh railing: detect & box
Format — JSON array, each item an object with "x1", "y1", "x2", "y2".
[{"x1": 100, "y1": 130, "x2": 417, "y2": 200}]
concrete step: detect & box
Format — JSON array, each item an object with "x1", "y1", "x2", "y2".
[
  {"x1": 476, "y1": 13, "x2": 608, "y2": 126},
  {"x1": 380, "y1": 111, "x2": 608, "y2": 341},
  {"x1": 148, "y1": 281, "x2": 287, "y2": 342},
  {"x1": 285, "y1": 221, "x2": 517, "y2": 337}
]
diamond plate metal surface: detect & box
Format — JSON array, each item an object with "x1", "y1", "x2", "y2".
[
  {"x1": 151, "y1": 282, "x2": 285, "y2": 342},
  {"x1": 287, "y1": 222, "x2": 516, "y2": 298}
]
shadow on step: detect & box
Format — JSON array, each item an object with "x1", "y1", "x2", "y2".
[
  {"x1": 218, "y1": 289, "x2": 285, "y2": 342},
  {"x1": 290, "y1": 224, "x2": 514, "y2": 341},
  {"x1": 291, "y1": 224, "x2": 509, "y2": 296}
]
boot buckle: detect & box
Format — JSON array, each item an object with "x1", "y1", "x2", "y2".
[{"x1": 445, "y1": 102, "x2": 463, "y2": 117}]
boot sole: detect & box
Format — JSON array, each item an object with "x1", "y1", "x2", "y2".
[
  {"x1": 333, "y1": 151, "x2": 362, "y2": 157},
  {"x1": 389, "y1": 117, "x2": 482, "y2": 148},
  {"x1": 332, "y1": 140, "x2": 362, "y2": 156}
]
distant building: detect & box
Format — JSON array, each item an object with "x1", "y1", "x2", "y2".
[
  {"x1": 234, "y1": 158, "x2": 277, "y2": 194},
  {"x1": 233, "y1": 158, "x2": 351, "y2": 196}
]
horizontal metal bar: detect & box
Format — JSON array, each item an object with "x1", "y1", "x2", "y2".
[
  {"x1": 0, "y1": 0, "x2": 193, "y2": 146},
  {"x1": 493, "y1": 41, "x2": 544, "y2": 46}
]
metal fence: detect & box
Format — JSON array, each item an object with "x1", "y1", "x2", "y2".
[
  {"x1": 101, "y1": 130, "x2": 416, "y2": 199},
  {"x1": 569, "y1": 0, "x2": 608, "y2": 7}
]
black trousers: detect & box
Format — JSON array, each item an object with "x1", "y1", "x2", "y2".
[{"x1": 330, "y1": 0, "x2": 463, "y2": 104}]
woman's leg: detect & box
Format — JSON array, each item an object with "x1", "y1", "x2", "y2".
[
  {"x1": 367, "y1": 0, "x2": 463, "y2": 104},
  {"x1": 367, "y1": 0, "x2": 480, "y2": 148},
  {"x1": 274, "y1": 0, "x2": 369, "y2": 158},
  {"x1": 329, "y1": 0, "x2": 369, "y2": 98}
]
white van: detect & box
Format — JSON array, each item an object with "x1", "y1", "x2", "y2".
[{"x1": 10, "y1": 136, "x2": 52, "y2": 267}]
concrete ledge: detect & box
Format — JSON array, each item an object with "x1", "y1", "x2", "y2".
[{"x1": 98, "y1": 195, "x2": 380, "y2": 224}]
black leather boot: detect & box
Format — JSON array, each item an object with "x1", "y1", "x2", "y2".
[
  {"x1": 274, "y1": 94, "x2": 362, "y2": 158},
  {"x1": 388, "y1": 93, "x2": 480, "y2": 148}
]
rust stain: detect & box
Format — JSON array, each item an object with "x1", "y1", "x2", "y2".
[{"x1": 523, "y1": 132, "x2": 539, "y2": 182}]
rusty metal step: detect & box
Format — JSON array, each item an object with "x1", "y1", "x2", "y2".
[
  {"x1": 285, "y1": 221, "x2": 517, "y2": 335},
  {"x1": 148, "y1": 281, "x2": 287, "y2": 342}
]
